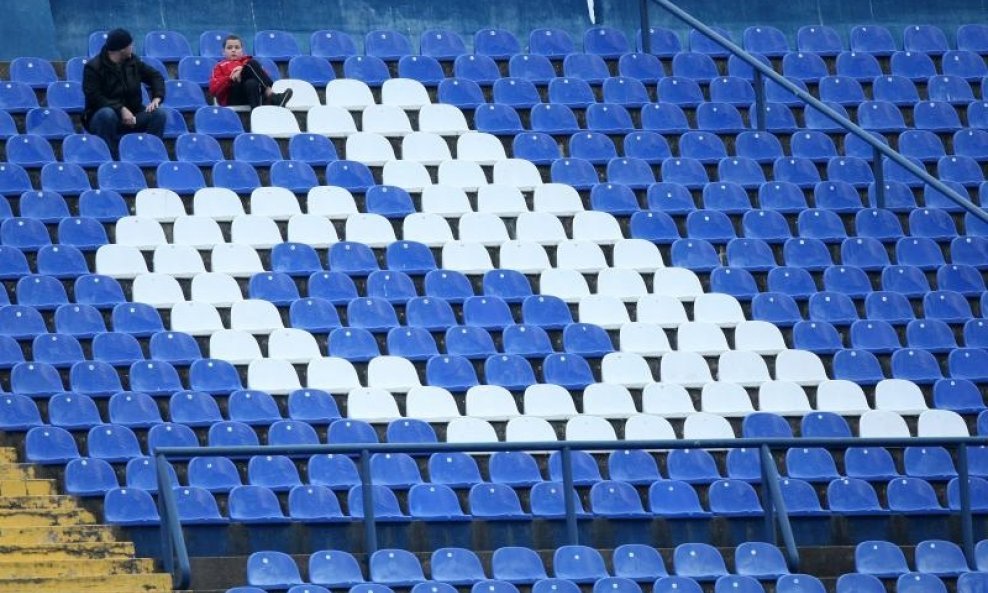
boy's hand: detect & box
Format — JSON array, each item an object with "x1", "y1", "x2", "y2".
[{"x1": 231, "y1": 66, "x2": 243, "y2": 82}]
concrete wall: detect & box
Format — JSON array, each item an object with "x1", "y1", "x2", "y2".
[{"x1": 3, "y1": 0, "x2": 987, "y2": 60}]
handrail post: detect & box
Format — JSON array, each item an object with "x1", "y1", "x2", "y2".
[
  {"x1": 638, "y1": 0, "x2": 651, "y2": 54},
  {"x1": 758, "y1": 446, "x2": 776, "y2": 544},
  {"x1": 760, "y1": 445, "x2": 799, "y2": 572},
  {"x1": 359, "y1": 449, "x2": 378, "y2": 555},
  {"x1": 872, "y1": 147, "x2": 885, "y2": 209},
  {"x1": 561, "y1": 446, "x2": 579, "y2": 545},
  {"x1": 958, "y1": 443, "x2": 975, "y2": 570},
  {"x1": 155, "y1": 453, "x2": 190, "y2": 589},
  {"x1": 753, "y1": 70, "x2": 766, "y2": 131}
]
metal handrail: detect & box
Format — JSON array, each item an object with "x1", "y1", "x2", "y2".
[
  {"x1": 155, "y1": 435, "x2": 988, "y2": 588},
  {"x1": 640, "y1": 0, "x2": 988, "y2": 220}
]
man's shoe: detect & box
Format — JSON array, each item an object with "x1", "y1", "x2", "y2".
[{"x1": 275, "y1": 88, "x2": 293, "y2": 107}]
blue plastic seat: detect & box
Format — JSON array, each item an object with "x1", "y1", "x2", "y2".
[
  {"x1": 193, "y1": 106, "x2": 244, "y2": 138},
  {"x1": 891, "y1": 348, "x2": 944, "y2": 383},
  {"x1": 474, "y1": 28, "x2": 521, "y2": 60},
  {"x1": 710, "y1": 266, "x2": 759, "y2": 300},
  {"x1": 840, "y1": 238, "x2": 889, "y2": 272},
  {"x1": 0, "y1": 81, "x2": 38, "y2": 113},
  {"x1": 427, "y1": 452, "x2": 483, "y2": 488},
  {"x1": 349, "y1": 485, "x2": 407, "y2": 520},
  {"x1": 7, "y1": 134, "x2": 56, "y2": 169},
  {"x1": 751, "y1": 292, "x2": 802, "y2": 326},
  {"x1": 871, "y1": 75, "x2": 920, "y2": 107},
  {"x1": 107, "y1": 391, "x2": 163, "y2": 428},
  {"x1": 819, "y1": 76, "x2": 866, "y2": 107},
  {"x1": 562, "y1": 53, "x2": 610, "y2": 85},
  {"x1": 641, "y1": 103, "x2": 690, "y2": 134},
  {"x1": 177, "y1": 56, "x2": 217, "y2": 88},
  {"x1": 928, "y1": 75, "x2": 975, "y2": 105},
  {"x1": 162, "y1": 80, "x2": 205, "y2": 112},
  {"x1": 850, "y1": 320, "x2": 902, "y2": 353},
  {"x1": 437, "y1": 78, "x2": 486, "y2": 109},
  {"x1": 455, "y1": 54, "x2": 501, "y2": 86},
  {"x1": 618, "y1": 52, "x2": 664, "y2": 84},
  {"x1": 148, "y1": 331, "x2": 201, "y2": 366},
  {"x1": 102, "y1": 487, "x2": 160, "y2": 525},
  {"x1": 86, "y1": 424, "x2": 142, "y2": 461},
  {"x1": 232, "y1": 133, "x2": 282, "y2": 166},
  {"x1": 522, "y1": 295, "x2": 573, "y2": 329},
  {"x1": 783, "y1": 238, "x2": 832, "y2": 271},
  {"x1": 363, "y1": 29, "x2": 413, "y2": 61},
  {"x1": 833, "y1": 349, "x2": 886, "y2": 384},
  {"x1": 659, "y1": 158, "x2": 707, "y2": 189},
  {"x1": 674, "y1": 543, "x2": 728, "y2": 581},
  {"x1": 924, "y1": 290, "x2": 972, "y2": 323},
  {"x1": 469, "y1": 482, "x2": 529, "y2": 520},
  {"x1": 514, "y1": 132, "x2": 561, "y2": 164},
  {"x1": 326, "y1": 160, "x2": 375, "y2": 193},
  {"x1": 717, "y1": 157, "x2": 765, "y2": 188},
  {"x1": 758, "y1": 181, "x2": 807, "y2": 214},
  {"x1": 629, "y1": 210, "x2": 678, "y2": 244},
  {"x1": 657, "y1": 77, "x2": 704, "y2": 107},
  {"x1": 735, "y1": 132, "x2": 783, "y2": 165},
  {"x1": 61, "y1": 135, "x2": 113, "y2": 169},
  {"x1": 227, "y1": 390, "x2": 282, "y2": 427},
  {"x1": 793, "y1": 321, "x2": 843, "y2": 354},
  {"x1": 328, "y1": 327, "x2": 379, "y2": 362},
  {"x1": 590, "y1": 480, "x2": 648, "y2": 519},
  {"x1": 742, "y1": 25, "x2": 789, "y2": 57},
  {"x1": 475, "y1": 104, "x2": 524, "y2": 135},
  {"x1": 426, "y1": 355, "x2": 478, "y2": 392},
  {"x1": 284, "y1": 389, "x2": 340, "y2": 425},
  {"x1": 689, "y1": 26, "x2": 733, "y2": 57},
  {"x1": 531, "y1": 104, "x2": 580, "y2": 136},
  {"x1": 783, "y1": 51, "x2": 828, "y2": 82},
  {"x1": 907, "y1": 319, "x2": 958, "y2": 352},
  {"x1": 493, "y1": 79, "x2": 542, "y2": 109},
  {"x1": 672, "y1": 51, "x2": 719, "y2": 83},
  {"x1": 247, "y1": 550, "x2": 302, "y2": 589},
  {"x1": 248, "y1": 454, "x2": 302, "y2": 491},
  {"x1": 588, "y1": 103, "x2": 635, "y2": 135},
  {"x1": 187, "y1": 358, "x2": 241, "y2": 394},
  {"x1": 26, "y1": 107, "x2": 76, "y2": 139},
  {"x1": 950, "y1": 348, "x2": 988, "y2": 381},
  {"x1": 288, "y1": 133, "x2": 338, "y2": 166},
  {"x1": 798, "y1": 209, "x2": 847, "y2": 243},
  {"x1": 608, "y1": 157, "x2": 655, "y2": 188},
  {"x1": 602, "y1": 76, "x2": 651, "y2": 107}
]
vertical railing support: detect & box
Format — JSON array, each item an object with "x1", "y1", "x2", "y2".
[
  {"x1": 872, "y1": 146, "x2": 885, "y2": 209},
  {"x1": 753, "y1": 70, "x2": 767, "y2": 131},
  {"x1": 959, "y1": 443, "x2": 976, "y2": 570},
  {"x1": 155, "y1": 454, "x2": 190, "y2": 589},
  {"x1": 638, "y1": 0, "x2": 651, "y2": 54},
  {"x1": 561, "y1": 446, "x2": 579, "y2": 545},
  {"x1": 359, "y1": 449, "x2": 378, "y2": 555},
  {"x1": 760, "y1": 445, "x2": 799, "y2": 572}
]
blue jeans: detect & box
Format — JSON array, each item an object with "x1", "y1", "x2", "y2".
[{"x1": 87, "y1": 106, "x2": 166, "y2": 154}]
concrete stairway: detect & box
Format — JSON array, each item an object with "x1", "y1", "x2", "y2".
[{"x1": 0, "y1": 446, "x2": 174, "y2": 593}]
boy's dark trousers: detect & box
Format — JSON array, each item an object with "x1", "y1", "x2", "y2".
[{"x1": 226, "y1": 60, "x2": 274, "y2": 108}]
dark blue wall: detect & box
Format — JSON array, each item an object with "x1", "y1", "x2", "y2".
[{"x1": 4, "y1": 0, "x2": 987, "y2": 60}]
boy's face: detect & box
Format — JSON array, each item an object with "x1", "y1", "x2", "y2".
[{"x1": 223, "y1": 39, "x2": 243, "y2": 60}]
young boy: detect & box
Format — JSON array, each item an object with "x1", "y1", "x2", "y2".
[{"x1": 209, "y1": 35, "x2": 292, "y2": 108}]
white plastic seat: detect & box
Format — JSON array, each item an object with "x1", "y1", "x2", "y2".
[
  {"x1": 405, "y1": 386, "x2": 460, "y2": 421},
  {"x1": 287, "y1": 214, "x2": 339, "y2": 248},
  {"x1": 153, "y1": 245, "x2": 205, "y2": 278},
  {"x1": 347, "y1": 388, "x2": 402, "y2": 422},
  {"x1": 230, "y1": 215, "x2": 283, "y2": 248},
  {"x1": 345, "y1": 213, "x2": 396, "y2": 247},
  {"x1": 618, "y1": 323, "x2": 672, "y2": 356},
  {"x1": 307, "y1": 357, "x2": 361, "y2": 392},
  {"x1": 566, "y1": 416, "x2": 617, "y2": 441},
  {"x1": 682, "y1": 412, "x2": 736, "y2": 439},
  {"x1": 572, "y1": 211, "x2": 623, "y2": 244},
  {"x1": 250, "y1": 106, "x2": 300, "y2": 138},
  {"x1": 466, "y1": 385, "x2": 520, "y2": 421},
  {"x1": 858, "y1": 410, "x2": 911, "y2": 438},
  {"x1": 815, "y1": 379, "x2": 870, "y2": 414},
  {"x1": 515, "y1": 212, "x2": 568, "y2": 245},
  {"x1": 613, "y1": 239, "x2": 664, "y2": 272},
  {"x1": 381, "y1": 160, "x2": 432, "y2": 192},
  {"x1": 636, "y1": 295, "x2": 688, "y2": 327},
  {"x1": 272, "y1": 79, "x2": 320, "y2": 110},
  {"x1": 597, "y1": 269, "x2": 648, "y2": 301},
  {"x1": 193, "y1": 187, "x2": 244, "y2": 221},
  {"x1": 578, "y1": 295, "x2": 631, "y2": 329},
  {"x1": 132, "y1": 273, "x2": 185, "y2": 308},
  {"x1": 381, "y1": 78, "x2": 430, "y2": 109},
  {"x1": 583, "y1": 383, "x2": 639, "y2": 417},
  {"x1": 230, "y1": 300, "x2": 284, "y2": 333},
  {"x1": 717, "y1": 351, "x2": 772, "y2": 386},
  {"x1": 250, "y1": 187, "x2": 302, "y2": 221},
  {"x1": 440, "y1": 241, "x2": 493, "y2": 273},
  {"x1": 457, "y1": 212, "x2": 509, "y2": 245},
  {"x1": 523, "y1": 384, "x2": 577, "y2": 419},
  {"x1": 437, "y1": 160, "x2": 487, "y2": 191},
  {"x1": 734, "y1": 321, "x2": 787, "y2": 355},
  {"x1": 209, "y1": 329, "x2": 262, "y2": 364},
  {"x1": 421, "y1": 185, "x2": 472, "y2": 216},
  {"x1": 693, "y1": 293, "x2": 745, "y2": 327},
  {"x1": 362, "y1": 105, "x2": 413, "y2": 137},
  {"x1": 307, "y1": 186, "x2": 358, "y2": 219},
  {"x1": 457, "y1": 132, "x2": 506, "y2": 164},
  {"x1": 135, "y1": 188, "x2": 185, "y2": 222},
  {"x1": 418, "y1": 103, "x2": 469, "y2": 135},
  {"x1": 539, "y1": 269, "x2": 591, "y2": 302},
  {"x1": 115, "y1": 216, "x2": 167, "y2": 249},
  {"x1": 874, "y1": 378, "x2": 929, "y2": 414},
  {"x1": 641, "y1": 383, "x2": 697, "y2": 417},
  {"x1": 492, "y1": 159, "x2": 543, "y2": 191},
  {"x1": 505, "y1": 417, "x2": 557, "y2": 442},
  {"x1": 533, "y1": 183, "x2": 584, "y2": 215},
  {"x1": 169, "y1": 301, "x2": 224, "y2": 336},
  {"x1": 477, "y1": 185, "x2": 528, "y2": 216},
  {"x1": 556, "y1": 240, "x2": 607, "y2": 272},
  {"x1": 324, "y1": 79, "x2": 375, "y2": 110},
  {"x1": 95, "y1": 245, "x2": 149, "y2": 279},
  {"x1": 268, "y1": 328, "x2": 322, "y2": 363},
  {"x1": 677, "y1": 322, "x2": 730, "y2": 355},
  {"x1": 498, "y1": 241, "x2": 551, "y2": 274},
  {"x1": 401, "y1": 132, "x2": 451, "y2": 165},
  {"x1": 404, "y1": 213, "x2": 455, "y2": 247},
  {"x1": 306, "y1": 105, "x2": 358, "y2": 137},
  {"x1": 345, "y1": 132, "x2": 396, "y2": 165},
  {"x1": 651, "y1": 268, "x2": 703, "y2": 301},
  {"x1": 917, "y1": 409, "x2": 969, "y2": 437},
  {"x1": 624, "y1": 415, "x2": 677, "y2": 440},
  {"x1": 775, "y1": 350, "x2": 828, "y2": 385},
  {"x1": 367, "y1": 356, "x2": 421, "y2": 393},
  {"x1": 172, "y1": 216, "x2": 225, "y2": 249},
  {"x1": 190, "y1": 272, "x2": 243, "y2": 306},
  {"x1": 445, "y1": 417, "x2": 499, "y2": 443},
  {"x1": 247, "y1": 359, "x2": 301, "y2": 394},
  {"x1": 659, "y1": 351, "x2": 713, "y2": 387},
  {"x1": 757, "y1": 381, "x2": 812, "y2": 415},
  {"x1": 700, "y1": 382, "x2": 755, "y2": 416},
  {"x1": 209, "y1": 244, "x2": 264, "y2": 278}
]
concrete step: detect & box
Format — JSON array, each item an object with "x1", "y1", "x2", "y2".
[
  {"x1": 0, "y1": 557, "x2": 156, "y2": 578},
  {"x1": 0, "y1": 495, "x2": 85, "y2": 511},
  {"x1": 0, "y1": 524, "x2": 118, "y2": 545},
  {"x1": 0, "y1": 480, "x2": 54, "y2": 496},
  {"x1": 0, "y1": 541, "x2": 135, "y2": 560},
  {"x1": 0, "y1": 448, "x2": 21, "y2": 464},
  {"x1": 0, "y1": 507, "x2": 98, "y2": 527},
  {"x1": 0, "y1": 466, "x2": 37, "y2": 480},
  {"x1": 0, "y1": 572, "x2": 173, "y2": 593}
]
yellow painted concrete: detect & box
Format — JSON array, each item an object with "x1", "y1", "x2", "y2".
[
  {"x1": 0, "y1": 572, "x2": 173, "y2": 593},
  {"x1": 0, "y1": 525, "x2": 118, "y2": 545},
  {"x1": 0, "y1": 541, "x2": 135, "y2": 559},
  {"x1": 0, "y1": 557, "x2": 156, "y2": 578}
]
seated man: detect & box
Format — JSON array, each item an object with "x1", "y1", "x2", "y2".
[{"x1": 82, "y1": 28, "x2": 166, "y2": 153}]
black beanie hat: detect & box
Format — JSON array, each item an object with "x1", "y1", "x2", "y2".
[{"x1": 105, "y1": 28, "x2": 133, "y2": 52}]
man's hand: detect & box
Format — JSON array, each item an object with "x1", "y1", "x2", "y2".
[
  {"x1": 146, "y1": 98, "x2": 161, "y2": 113},
  {"x1": 230, "y1": 66, "x2": 243, "y2": 82},
  {"x1": 120, "y1": 106, "x2": 137, "y2": 126}
]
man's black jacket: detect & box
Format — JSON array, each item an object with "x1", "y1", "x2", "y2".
[{"x1": 82, "y1": 48, "x2": 166, "y2": 125}]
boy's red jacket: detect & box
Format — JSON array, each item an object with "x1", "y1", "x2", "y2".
[{"x1": 209, "y1": 56, "x2": 254, "y2": 106}]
